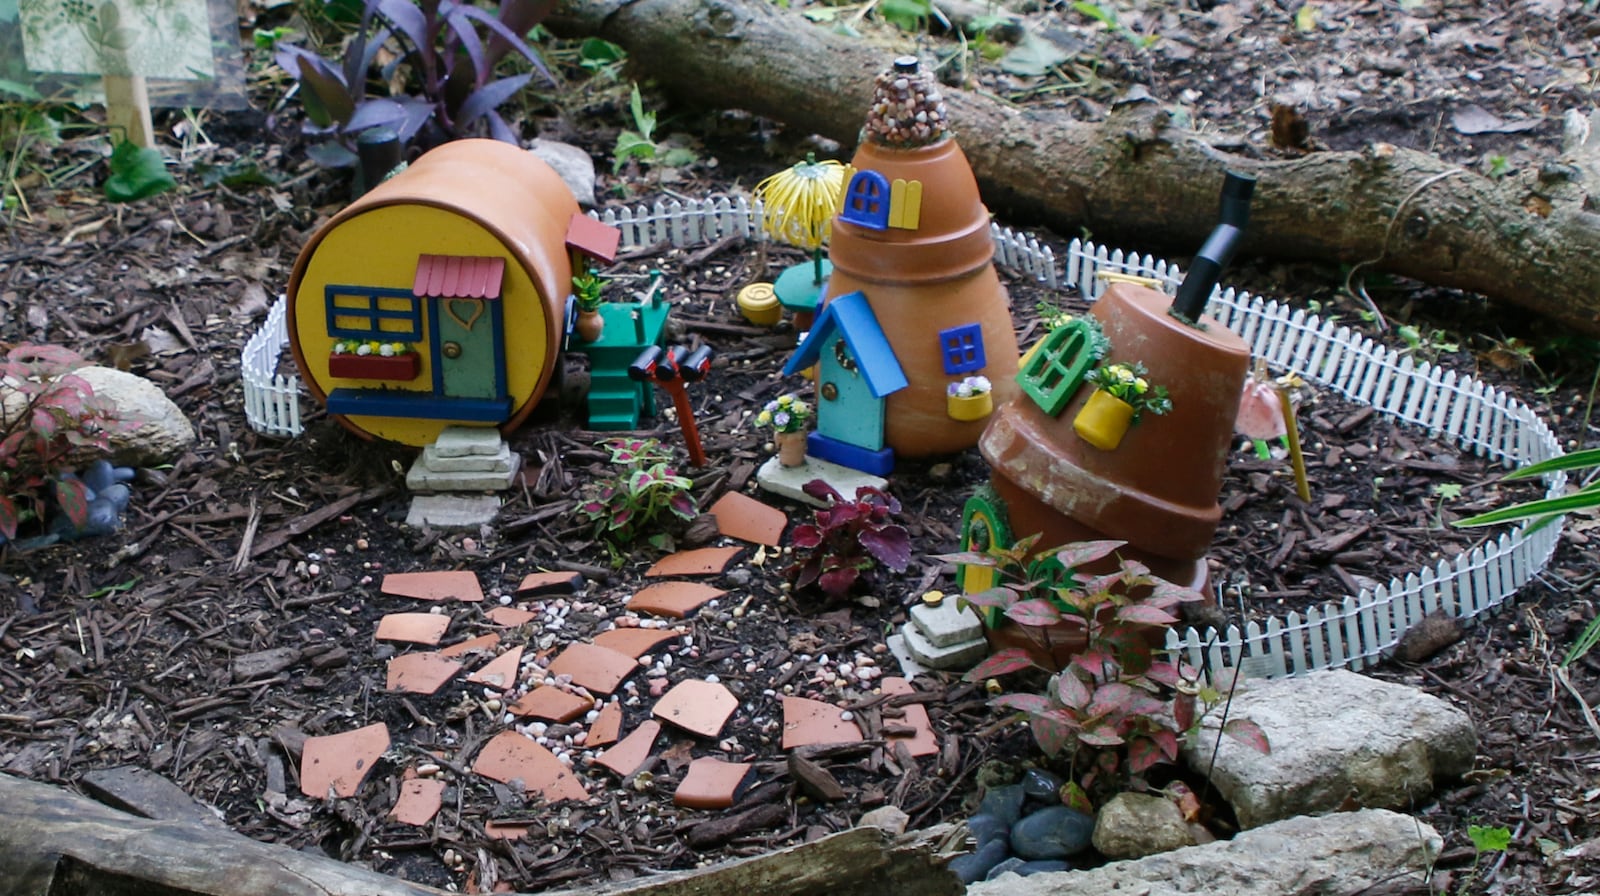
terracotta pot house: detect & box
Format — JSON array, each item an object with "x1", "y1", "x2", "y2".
[
  {"x1": 286, "y1": 139, "x2": 621, "y2": 447},
  {"x1": 782, "y1": 57, "x2": 1019, "y2": 475}
]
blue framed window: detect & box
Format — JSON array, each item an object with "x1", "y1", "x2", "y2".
[
  {"x1": 840, "y1": 171, "x2": 890, "y2": 230},
  {"x1": 940, "y1": 323, "x2": 985, "y2": 374},
  {"x1": 325, "y1": 286, "x2": 424, "y2": 341}
]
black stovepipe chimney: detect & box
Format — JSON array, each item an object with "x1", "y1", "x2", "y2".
[{"x1": 1170, "y1": 171, "x2": 1256, "y2": 324}]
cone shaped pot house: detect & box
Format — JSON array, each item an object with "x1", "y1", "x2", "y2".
[
  {"x1": 783, "y1": 57, "x2": 1019, "y2": 475},
  {"x1": 967, "y1": 173, "x2": 1258, "y2": 593},
  {"x1": 286, "y1": 139, "x2": 620, "y2": 447}
]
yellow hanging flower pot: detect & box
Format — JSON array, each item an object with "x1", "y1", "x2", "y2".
[
  {"x1": 946, "y1": 375, "x2": 994, "y2": 422},
  {"x1": 1073, "y1": 388, "x2": 1137, "y2": 451}
]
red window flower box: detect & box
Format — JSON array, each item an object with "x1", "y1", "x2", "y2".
[{"x1": 328, "y1": 352, "x2": 420, "y2": 381}]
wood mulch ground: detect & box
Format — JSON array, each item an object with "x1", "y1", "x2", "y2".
[{"x1": 4, "y1": 1, "x2": 1600, "y2": 892}]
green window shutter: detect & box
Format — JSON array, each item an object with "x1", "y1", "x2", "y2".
[{"x1": 1018, "y1": 320, "x2": 1100, "y2": 417}]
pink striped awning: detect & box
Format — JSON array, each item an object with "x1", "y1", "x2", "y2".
[{"x1": 412, "y1": 255, "x2": 506, "y2": 299}]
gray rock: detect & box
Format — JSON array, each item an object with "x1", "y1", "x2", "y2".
[
  {"x1": 1021, "y1": 768, "x2": 1065, "y2": 801},
  {"x1": 528, "y1": 139, "x2": 597, "y2": 207},
  {"x1": 1092, "y1": 792, "x2": 1197, "y2": 860},
  {"x1": 966, "y1": 813, "x2": 1009, "y2": 847},
  {"x1": 1010, "y1": 805, "x2": 1095, "y2": 860},
  {"x1": 71, "y1": 366, "x2": 196, "y2": 467},
  {"x1": 1180, "y1": 669, "x2": 1477, "y2": 828},
  {"x1": 948, "y1": 837, "x2": 1009, "y2": 884},
  {"x1": 985, "y1": 857, "x2": 1026, "y2": 880},
  {"x1": 978, "y1": 784, "x2": 1026, "y2": 827},
  {"x1": 969, "y1": 809, "x2": 1439, "y2": 896}
]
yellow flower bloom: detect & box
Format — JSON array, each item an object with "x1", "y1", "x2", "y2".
[{"x1": 757, "y1": 411, "x2": 772, "y2": 426}]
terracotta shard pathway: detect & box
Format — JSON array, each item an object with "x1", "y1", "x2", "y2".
[
  {"x1": 300, "y1": 722, "x2": 390, "y2": 799},
  {"x1": 627, "y1": 582, "x2": 725, "y2": 619},
  {"x1": 781, "y1": 696, "x2": 865, "y2": 750},
  {"x1": 386, "y1": 653, "x2": 464, "y2": 695},
  {"x1": 592, "y1": 626, "x2": 683, "y2": 659},
  {"x1": 381, "y1": 570, "x2": 485, "y2": 602},
  {"x1": 880, "y1": 677, "x2": 939, "y2": 758},
  {"x1": 472, "y1": 731, "x2": 588, "y2": 803},
  {"x1": 509, "y1": 687, "x2": 592, "y2": 723},
  {"x1": 586, "y1": 701, "x2": 623, "y2": 748},
  {"x1": 438, "y1": 632, "x2": 501, "y2": 658},
  {"x1": 486, "y1": 606, "x2": 538, "y2": 626},
  {"x1": 644, "y1": 546, "x2": 742, "y2": 577},
  {"x1": 653, "y1": 680, "x2": 738, "y2": 739},
  {"x1": 375, "y1": 612, "x2": 451, "y2": 645},
  {"x1": 673, "y1": 757, "x2": 753, "y2": 809},
  {"x1": 465, "y1": 645, "x2": 524, "y2": 691},
  {"x1": 516, "y1": 571, "x2": 585, "y2": 595},
  {"x1": 390, "y1": 778, "x2": 446, "y2": 826},
  {"x1": 546, "y1": 643, "x2": 637, "y2": 695},
  {"x1": 708, "y1": 492, "x2": 788, "y2": 546},
  {"x1": 594, "y1": 720, "x2": 661, "y2": 777}
]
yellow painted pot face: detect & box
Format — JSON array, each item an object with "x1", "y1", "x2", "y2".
[{"x1": 293, "y1": 204, "x2": 549, "y2": 446}]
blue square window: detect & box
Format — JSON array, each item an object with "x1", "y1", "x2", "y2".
[{"x1": 940, "y1": 324, "x2": 985, "y2": 375}]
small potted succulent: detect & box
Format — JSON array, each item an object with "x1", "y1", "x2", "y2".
[
  {"x1": 1072, "y1": 361, "x2": 1171, "y2": 451},
  {"x1": 756, "y1": 393, "x2": 812, "y2": 467},
  {"x1": 572, "y1": 269, "x2": 607, "y2": 343},
  {"x1": 327, "y1": 339, "x2": 420, "y2": 380},
  {"x1": 946, "y1": 375, "x2": 993, "y2": 422}
]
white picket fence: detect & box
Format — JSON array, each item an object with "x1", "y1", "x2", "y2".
[{"x1": 240, "y1": 196, "x2": 1568, "y2": 680}]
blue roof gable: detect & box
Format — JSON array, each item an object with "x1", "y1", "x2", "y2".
[{"x1": 782, "y1": 291, "x2": 908, "y2": 398}]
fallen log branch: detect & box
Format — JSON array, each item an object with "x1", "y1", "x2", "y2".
[{"x1": 550, "y1": 0, "x2": 1600, "y2": 336}]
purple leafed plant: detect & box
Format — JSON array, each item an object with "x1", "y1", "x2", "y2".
[
  {"x1": 274, "y1": 0, "x2": 558, "y2": 167},
  {"x1": 0, "y1": 345, "x2": 120, "y2": 541},
  {"x1": 786, "y1": 480, "x2": 911, "y2": 601}
]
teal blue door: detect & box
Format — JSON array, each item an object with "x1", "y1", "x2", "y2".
[{"x1": 816, "y1": 333, "x2": 884, "y2": 450}]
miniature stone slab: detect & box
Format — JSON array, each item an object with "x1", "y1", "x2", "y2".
[
  {"x1": 516, "y1": 571, "x2": 585, "y2": 596},
  {"x1": 466, "y1": 646, "x2": 525, "y2": 691},
  {"x1": 674, "y1": 757, "x2": 754, "y2": 809},
  {"x1": 885, "y1": 633, "x2": 931, "y2": 678},
  {"x1": 547, "y1": 643, "x2": 638, "y2": 695},
  {"x1": 594, "y1": 720, "x2": 661, "y2": 777},
  {"x1": 382, "y1": 570, "x2": 485, "y2": 602},
  {"x1": 386, "y1": 653, "x2": 464, "y2": 695},
  {"x1": 438, "y1": 633, "x2": 502, "y2": 658},
  {"x1": 375, "y1": 612, "x2": 451, "y2": 645},
  {"x1": 653, "y1": 680, "x2": 739, "y2": 739},
  {"x1": 587, "y1": 701, "x2": 624, "y2": 748},
  {"x1": 406, "y1": 455, "x2": 522, "y2": 493},
  {"x1": 627, "y1": 582, "x2": 726, "y2": 619},
  {"x1": 433, "y1": 425, "x2": 507, "y2": 457},
  {"x1": 390, "y1": 778, "x2": 446, "y2": 826},
  {"x1": 900, "y1": 621, "x2": 988, "y2": 671},
  {"x1": 755, "y1": 456, "x2": 887, "y2": 508},
  {"x1": 879, "y1": 677, "x2": 939, "y2": 758},
  {"x1": 405, "y1": 493, "x2": 504, "y2": 528},
  {"x1": 510, "y1": 687, "x2": 592, "y2": 723},
  {"x1": 910, "y1": 599, "x2": 984, "y2": 648},
  {"x1": 300, "y1": 722, "x2": 390, "y2": 799},
  {"x1": 486, "y1": 606, "x2": 538, "y2": 626},
  {"x1": 472, "y1": 730, "x2": 589, "y2": 803},
  {"x1": 592, "y1": 627, "x2": 682, "y2": 659},
  {"x1": 1178, "y1": 669, "x2": 1478, "y2": 829},
  {"x1": 644, "y1": 547, "x2": 743, "y2": 578},
  {"x1": 781, "y1": 696, "x2": 865, "y2": 750},
  {"x1": 708, "y1": 491, "x2": 788, "y2": 546},
  {"x1": 421, "y1": 441, "x2": 516, "y2": 472}
]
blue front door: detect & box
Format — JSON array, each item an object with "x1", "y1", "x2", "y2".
[{"x1": 816, "y1": 333, "x2": 884, "y2": 450}]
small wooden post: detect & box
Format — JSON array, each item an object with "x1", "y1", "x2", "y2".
[{"x1": 103, "y1": 72, "x2": 155, "y2": 148}]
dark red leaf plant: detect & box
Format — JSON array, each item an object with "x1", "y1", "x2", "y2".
[{"x1": 784, "y1": 479, "x2": 911, "y2": 602}]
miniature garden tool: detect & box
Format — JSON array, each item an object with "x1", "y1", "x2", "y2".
[{"x1": 629, "y1": 343, "x2": 714, "y2": 467}]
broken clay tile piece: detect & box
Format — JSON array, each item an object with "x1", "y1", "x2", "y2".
[
  {"x1": 644, "y1": 546, "x2": 743, "y2": 578},
  {"x1": 587, "y1": 701, "x2": 624, "y2": 748},
  {"x1": 673, "y1": 757, "x2": 754, "y2": 810},
  {"x1": 389, "y1": 777, "x2": 446, "y2": 826},
  {"x1": 438, "y1": 632, "x2": 502, "y2": 658},
  {"x1": 484, "y1": 821, "x2": 532, "y2": 841},
  {"x1": 300, "y1": 722, "x2": 390, "y2": 799},
  {"x1": 594, "y1": 720, "x2": 661, "y2": 777},
  {"x1": 516, "y1": 571, "x2": 585, "y2": 596},
  {"x1": 781, "y1": 696, "x2": 865, "y2": 750},
  {"x1": 375, "y1": 612, "x2": 451, "y2": 645},
  {"x1": 653, "y1": 680, "x2": 738, "y2": 739},
  {"x1": 472, "y1": 731, "x2": 588, "y2": 803},
  {"x1": 465, "y1": 645, "x2": 525, "y2": 691},
  {"x1": 879, "y1": 677, "x2": 940, "y2": 758},
  {"x1": 708, "y1": 492, "x2": 788, "y2": 546},
  {"x1": 485, "y1": 606, "x2": 538, "y2": 626},
  {"x1": 509, "y1": 687, "x2": 592, "y2": 723},
  {"x1": 592, "y1": 627, "x2": 682, "y2": 659},
  {"x1": 627, "y1": 582, "x2": 725, "y2": 619},
  {"x1": 381, "y1": 570, "x2": 485, "y2": 602},
  {"x1": 386, "y1": 652, "x2": 463, "y2": 695},
  {"x1": 547, "y1": 643, "x2": 638, "y2": 696}
]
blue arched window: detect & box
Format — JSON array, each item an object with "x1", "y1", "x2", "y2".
[{"x1": 840, "y1": 171, "x2": 891, "y2": 230}]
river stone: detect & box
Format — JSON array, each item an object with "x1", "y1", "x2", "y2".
[
  {"x1": 985, "y1": 857, "x2": 1026, "y2": 881},
  {"x1": 1092, "y1": 792, "x2": 1197, "y2": 859},
  {"x1": 1180, "y1": 669, "x2": 1477, "y2": 828},
  {"x1": 978, "y1": 784, "x2": 1026, "y2": 827},
  {"x1": 1010, "y1": 805, "x2": 1095, "y2": 860},
  {"x1": 966, "y1": 813, "x2": 1009, "y2": 847},
  {"x1": 1021, "y1": 768, "x2": 1066, "y2": 802},
  {"x1": 948, "y1": 837, "x2": 1010, "y2": 884}
]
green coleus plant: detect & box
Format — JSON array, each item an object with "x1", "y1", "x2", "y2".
[
  {"x1": 785, "y1": 480, "x2": 911, "y2": 600},
  {"x1": 0, "y1": 345, "x2": 120, "y2": 541},
  {"x1": 949, "y1": 537, "x2": 1268, "y2": 803},
  {"x1": 576, "y1": 437, "x2": 697, "y2": 560}
]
